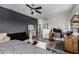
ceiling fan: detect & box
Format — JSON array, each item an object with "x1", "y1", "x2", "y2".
[{"x1": 26, "y1": 4, "x2": 42, "y2": 14}]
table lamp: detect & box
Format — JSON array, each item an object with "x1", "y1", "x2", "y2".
[{"x1": 28, "y1": 25, "x2": 37, "y2": 45}]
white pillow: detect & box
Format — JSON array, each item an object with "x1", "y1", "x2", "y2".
[
  {"x1": 0, "y1": 33, "x2": 7, "y2": 40},
  {"x1": 3, "y1": 36, "x2": 11, "y2": 41}
]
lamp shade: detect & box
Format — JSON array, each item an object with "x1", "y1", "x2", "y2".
[
  {"x1": 28, "y1": 25, "x2": 34, "y2": 30},
  {"x1": 71, "y1": 14, "x2": 79, "y2": 23}
]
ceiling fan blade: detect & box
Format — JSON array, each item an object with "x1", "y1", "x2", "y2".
[
  {"x1": 35, "y1": 7, "x2": 42, "y2": 9},
  {"x1": 26, "y1": 4, "x2": 32, "y2": 9},
  {"x1": 31, "y1": 11, "x2": 34, "y2": 14},
  {"x1": 35, "y1": 10, "x2": 41, "y2": 14}
]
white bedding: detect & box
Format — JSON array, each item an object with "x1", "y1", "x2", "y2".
[{"x1": 0, "y1": 40, "x2": 51, "y2": 54}]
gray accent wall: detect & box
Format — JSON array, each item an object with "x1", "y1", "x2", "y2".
[{"x1": 0, "y1": 7, "x2": 38, "y2": 34}]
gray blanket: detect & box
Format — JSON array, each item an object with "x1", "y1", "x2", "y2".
[{"x1": 0, "y1": 40, "x2": 51, "y2": 54}]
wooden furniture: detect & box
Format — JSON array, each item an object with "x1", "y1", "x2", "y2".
[
  {"x1": 49, "y1": 30, "x2": 53, "y2": 41},
  {"x1": 64, "y1": 35, "x2": 78, "y2": 53}
]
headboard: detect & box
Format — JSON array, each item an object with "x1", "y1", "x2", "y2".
[{"x1": 7, "y1": 32, "x2": 29, "y2": 41}]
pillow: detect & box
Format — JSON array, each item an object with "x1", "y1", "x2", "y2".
[
  {"x1": 3, "y1": 36, "x2": 11, "y2": 41},
  {"x1": 0, "y1": 36, "x2": 11, "y2": 43},
  {"x1": 0, "y1": 33, "x2": 7, "y2": 41}
]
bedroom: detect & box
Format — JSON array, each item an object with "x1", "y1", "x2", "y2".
[{"x1": 0, "y1": 4, "x2": 79, "y2": 54}]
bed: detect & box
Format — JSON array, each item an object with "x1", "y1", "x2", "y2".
[{"x1": 0, "y1": 40, "x2": 51, "y2": 54}]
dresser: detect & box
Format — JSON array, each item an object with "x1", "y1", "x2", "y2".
[{"x1": 64, "y1": 35, "x2": 79, "y2": 53}]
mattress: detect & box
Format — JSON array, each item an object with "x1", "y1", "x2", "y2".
[{"x1": 0, "y1": 40, "x2": 51, "y2": 54}]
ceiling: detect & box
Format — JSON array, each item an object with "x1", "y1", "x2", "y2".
[{"x1": 0, "y1": 4, "x2": 76, "y2": 19}]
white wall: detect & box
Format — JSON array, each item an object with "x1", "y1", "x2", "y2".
[
  {"x1": 48, "y1": 14, "x2": 70, "y2": 31},
  {"x1": 71, "y1": 5, "x2": 79, "y2": 15}
]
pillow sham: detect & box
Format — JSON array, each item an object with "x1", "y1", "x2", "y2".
[{"x1": 0, "y1": 33, "x2": 7, "y2": 41}]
